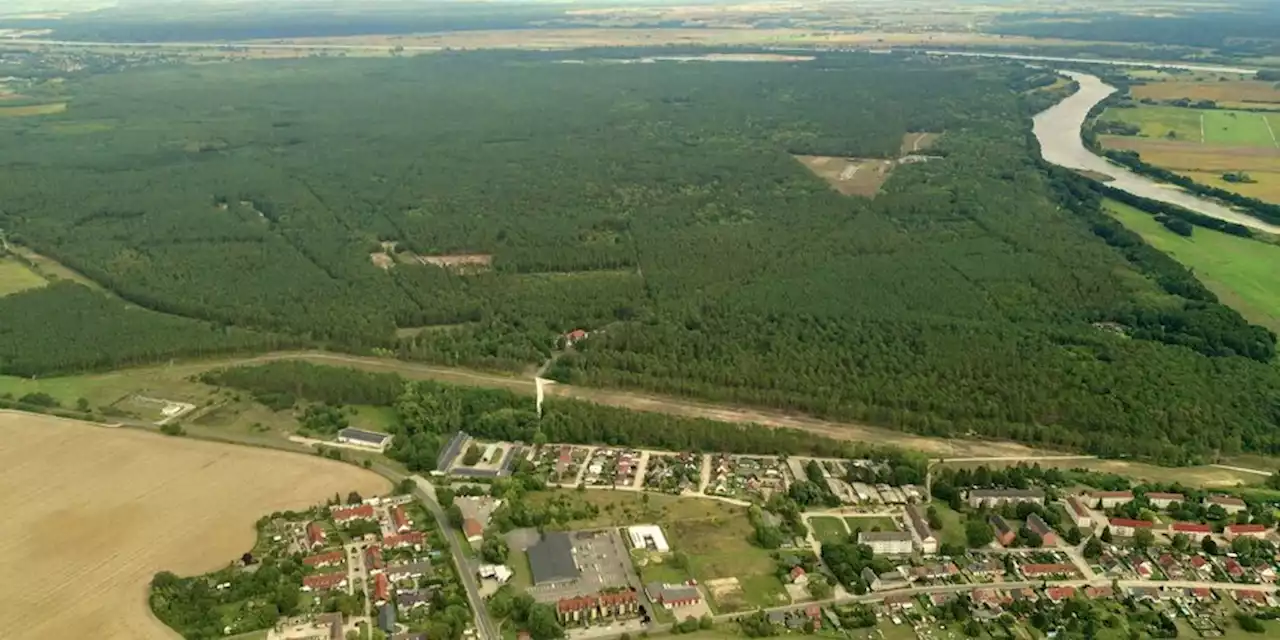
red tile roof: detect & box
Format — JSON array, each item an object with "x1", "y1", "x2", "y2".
[
  {"x1": 1207, "y1": 495, "x2": 1246, "y2": 507},
  {"x1": 1190, "y1": 556, "x2": 1209, "y2": 568},
  {"x1": 1109, "y1": 518, "x2": 1154, "y2": 529},
  {"x1": 558, "y1": 595, "x2": 599, "y2": 613},
  {"x1": 1146, "y1": 492, "x2": 1185, "y2": 501},
  {"x1": 600, "y1": 589, "x2": 638, "y2": 607},
  {"x1": 332, "y1": 504, "x2": 375, "y2": 522},
  {"x1": 1093, "y1": 491, "x2": 1133, "y2": 499},
  {"x1": 463, "y1": 517, "x2": 484, "y2": 538},
  {"x1": 790, "y1": 566, "x2": 806, "y2": 579},
  {"x1": 392, "y1": 505, "x2": 410, "y2": 531},
  {"x1": 374, "y1": 573, "x2": 390, "y2": 602},
  {"x1": 1085, "y1": 586, "x2": 1113, "y2": 599},
  {"x1": 303, "y1": 550, "x2": 344, "y2": 567},
  {"x1": 1046, "y1": 586, "x2": 1076, "y2": 602},
  {"x1": 1067, "y1": 496, "x2": 1090, "y2": 517},
  {"x1": 303, "y1": 572, "x2": 346, "y2": 590},
  {"x1": 1227, "y1": 524, "x2": 1269, "y2": 534},
  {"x1": 365, "y1": 545, "x2": 384, "y2": 571},
  {"x1": 383, "y1": 531, "x2": 426, "y2": 548},
  {"x1": 1172, "y1": 522, "x2": 1212, "y2": 534},
  {"x1": 1236, "y1": 590, "x2": 1268, "y2": 604},
  {"x1": 306, "y1": 521, "x2": 327, "y2": 547}
]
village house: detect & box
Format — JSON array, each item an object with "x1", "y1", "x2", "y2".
[
  {"x1": 391, "y1": 505, "x2": 411, "y2": 533},
  {"x1": 1171, "y1": 522, "x2": 1212, "y2": 536},
  {"x1": 303, "y1": 550, "x2": 345, "y2": 569},
  {"x1": 1145, "y1": 492, "x2": 1184, "y2": 509},
  {"x1": 387, "y1": 561, "x2": 433, "y2": 582},
  {"x1": 1189, "y1": 555, "x2": 1213, "y2": 575},
  {"x1": 1108, "y1": 518, "x2": 1154, "y2": 537},
  {"x1": 383, "y1": 531, "x2": 426, "y2": 549},
  {"x1": 968, "y1": 560, "x2": 1004, "y2": 577},
  {"x1": 858, "y1": 531, "x2": 914, "y2": 555},
  {"x1": 303, "y1": 572, "x2": 348, "y2": 592},
  {"x1": 1085, "y1": 586, "x2": 1114, "y2": 599},
  {"x1": 1019, "y1": 563, "x2": 1076, "y2": 579},
  {"x1": 306, "y1": 522, "x2": 327, "y2": 549},
  {"x1": 397, "y1": 590, "x2": 430, "y2": 610},
  {"x1": 789, "y1": 566, "x2": 808, "y2": 585},
  {"x1": 1157, "y1": 554, "x2": 1184, "y2": 579},
  {"x1": 1092, "y1": 491, "x2": 1134, "y2": 509},
  {"x1": 373, "y1": 573, "x2": 391, "y2": 604},
  {"x1": 1224, "y1": 558, "x2": 1247, "y2": 580},
  {"x1": 463, "y1": 518, "x2": 485, "y2": 544},
  {"x1": 556, "y1": 590, "x2": 641, "y2": 626},
  {"x1": 1234, "y1": 590, "x2": 1274, "y2": 607},
  {"x1": 860, "y1": 567, "x2": 911, "y2": 592},
  {"x1": 1066, "y1": 496, "x2": 1092, "y2": 528},
  {"x1": 1204, "y1": 495, "x2": 1247, "y2": 514},
  {"x1": 1225, "y1": 524, "x2": 1271, "y2": 540},
  {"x1": 967, "y1": 489, "x2": 1045, "y2": 509},
  {"x1": 1026, "y1": 514, "x2": 1057, "y2": 546},
  {"x1": 905, "y1": 504, "x2": 938, "y2": 554},
  {"x1": 332, "y1": 504, "x2": 376, "y2": 523},
  {"x1": 646, "y1": 581, "x2": 702, "y2": 609},
  {"x1": 562, "y1": 329, "x2": 589, "y2": 347},
  {"x1": 989, "y1": 515, "x2": 1016, "y2": 547},
  {"x1": 365, "y1": 545, "x2": 384, "y2": 574},
  {"x1": 913, "y1": 562, "x2": 959, "y2": 581}
]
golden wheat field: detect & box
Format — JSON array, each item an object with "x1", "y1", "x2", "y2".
[{"x1": 0, "y1": 412, "x2": 389, "y2": 640}]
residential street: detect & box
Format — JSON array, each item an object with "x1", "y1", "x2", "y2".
[{"x1": 413, "y1": 476, "x2": 502, "y2": 640}]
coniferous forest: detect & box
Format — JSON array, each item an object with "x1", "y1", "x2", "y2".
[{"x1": 3, "y1": 51, "x2": 1280, "y2": 463}]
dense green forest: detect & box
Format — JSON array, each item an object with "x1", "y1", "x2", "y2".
[
  {"x1": 990, "y1": 8, "x2": 1280, "y2": 56},
  {"x1": 6, "y1": 51, "x2": 1280, "y2": 462}
]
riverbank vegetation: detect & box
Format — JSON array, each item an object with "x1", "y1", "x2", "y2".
[{"x1": 5, "y1": 51, "x2": 1280, "y2": 463}]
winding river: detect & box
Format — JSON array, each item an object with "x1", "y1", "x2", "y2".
[{"x1": 1031, "y1": 71, "x2": 1280, "y2": 233}]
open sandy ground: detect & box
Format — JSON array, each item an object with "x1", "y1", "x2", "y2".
[{"x1": 0, "y1": 412, "x2": 388, "y2": 640}]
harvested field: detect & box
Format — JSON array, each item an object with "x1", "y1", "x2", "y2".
[
  {"x1": 793, "y1": 155, "x2": 896, "y2": 197},
  {"x1": 0, "y1": 257, "x2": 46, "y2": 296},
  {"x1": 1131, "y1": 80, "x2": 1280, "y2": 107},
  {"x1": 1178, "y1": 170, "x2": 1280, "y2": 205},
  {"x1": 0, "y1": 412, "x2": 388, "y2": 640},
  {"x1": 0, "y1": 102, "x2": 66, "y2": 117},
  {"x1": 1099, "y1": 136, "x2": 1280, "y2": 172}
]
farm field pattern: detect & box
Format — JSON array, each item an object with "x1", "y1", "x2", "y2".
[{"x1": 0, "y1": 413, "x2": 389, "y2": 640}]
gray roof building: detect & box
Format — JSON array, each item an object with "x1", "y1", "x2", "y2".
[
  {"x1": 645, "y1": 581, "x2": 700, "y2": 605},
  {"x1": 378, "y1": 603, "x2": 397, "y2": 633},
  {"x1": 857, "y1": 531, "x2": 913, "y2": 543},
  {"x1": 397, "y1": 590, "x2": 429, "y2": 609},
  {"x1": 528, "y1": 532, "x2": 579, "y2": 585},
  {"x1": 337, "y1": 427, "x2": 393, "y2": 446}
]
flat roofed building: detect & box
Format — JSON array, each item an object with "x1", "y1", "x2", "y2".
[
  {"x1": 967, "y1": 489, "x2": 1044, "y2": 509},
  {"x1": 528, "y1": 532, "x2": 580, "y2": 586},
  {"x1": 337, "y1": 427, "x2": 394, "y2": 452},
  {"x1": 628, "y1": 525, "x2": 670, "y2": 553}
]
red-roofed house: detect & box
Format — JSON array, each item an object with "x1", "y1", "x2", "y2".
[
  {"x1": 1094, "y1": 491, "x2": 1134, "y2": 508},
  {"x1": 1085, "y1": 586, "x2": 1113, "y2": 599},
  {"x1": 789, "y1": 566, "x2": 808, "y2": 585},
  {"x1": 365, "y1": 545, "x2": 384, "y2": 574},
  {"x1": 1188, "y1": 587, "x2": 1213, "y2": 601},
  {"x1": 1235, "y1": 590, "x2": 1269, "y2": 606},
  {"x1": 463, "y1": 518, "x2": 485, "y2": 544},
  {"x1": 391, "y1": 505, "x2": 411, "y2": 533},
  {"x1": 1145, "y1": 492, "x2": 1185, "y2": 508},
  {"x1": 1066, "y1": 496, "x2": 1092, "y2": 528},
  {"x1": 373, "y1": 573, "x2": 390, "y2": 604},
  {"x1": 332, "y1": 504, "x2": 375, "y2": 523},
  {"x1": 303, "y1": 572, "x2": 347, "y2": 592},
  {"x1": 1172, "y1": 522, "x2": 1212, "y2": 535},
  {"x1": 1108, "y1": 518, "x2": 1154, "y2": 537},
  {"x1": 1157, "y1": 554, "x2": 1184, "y2": 579},
  {"x1": 805, "y1": 605, "x2": 822, "y2": 630},
  {"x1": 306, "y1": 522, "x2": 327, "y2": 549},
  {"x1": 303, "y1": 550, "x2": 344, "y2": 568},
  {"x1": 1046, "y1": 586, "x2": 1076, "y2": 603},
  {"x1": 383, "y1": 531, "x2": 426, "y2": 549},
  {"x1": 1190, "y1": 556, "x2": 1212, "y2": 574},
  {"x1": 1225, "y1": 524, "x2": 1270, "y2": 540},
  {"x1": 1225, "y1": 558, "x2": 1246, "y2": 579},
  {"x1": 563, "y1": 329, "x2": 589, "y2": 347}
]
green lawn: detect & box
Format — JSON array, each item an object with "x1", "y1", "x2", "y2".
[
  {"x1": 1269, "y1": 114, "x2": 1280, "y2": 146},
  {"x1": 0, "y1": 257, "x2": 46, "y2": 296},
  {"x1": 509, "y1": 548, "x2": 533, "y2": 589},
  {"x1": 1204, "y1": 110, "x2": 1276, "y2": 146},
  {"x1": 808, "y1": 516, "x2": 849, "y2": 544},
  {"x1": 737, "y1": 573, "x2": 789, "y2": 609},
  {"x1": 1104, "y1": 105, "x2": 1203, "y2": 141},
  {"x1": 351, "y1": 404, "x2": 398, "y2": 432},
  {"x1": 1106, "y1": 199, "x2": 1280, "y2": 332},
  {"x1": 843, "y1": 516, "x2": 898, "y2": 534},
  {"x1": 930, "y1": 501, "x2": 969, "y2": 549}
]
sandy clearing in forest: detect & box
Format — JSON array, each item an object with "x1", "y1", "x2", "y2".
[{"x1": 0, "y1": 412, "x2": 389, "y2": 640}]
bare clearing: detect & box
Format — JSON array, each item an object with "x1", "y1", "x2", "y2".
[
  {"x1": 900, "y1": 132, "x2": 941, "y2": 155},
  {"x1": 793, "y1": 155, "x2": 896, "y2": 197},
  {"x1": 415, "y1": 253, "x2": 493, "y2": 272},
  {"x1": 0, "y1": 412, "x2": 388, "y2": 640}
]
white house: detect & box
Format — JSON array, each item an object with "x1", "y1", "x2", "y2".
[{"x1": 858, "y1": 531, "x2": 914, "y2": 555}]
